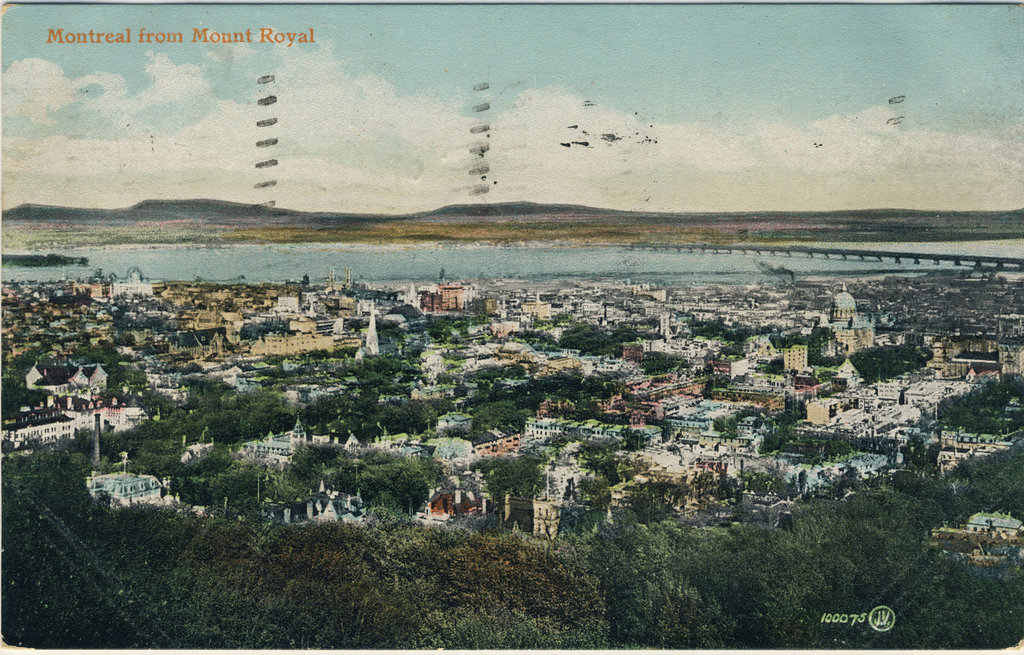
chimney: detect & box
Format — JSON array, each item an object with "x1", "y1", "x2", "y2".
[
  {"x1": 93, "y1": 413, "x2": 101, "y2": 472},
  {"x1": 455, "y1": 489, "x2": 462, "y2": 506},
  {"x1": 283, "y1": 507, "x2": 291, "y2": 524}
]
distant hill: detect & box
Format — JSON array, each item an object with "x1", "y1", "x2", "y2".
[
  {"x1": 6, "y1": 198, "x2": 1022, "y2": 225},
  {"x1": 4, "y1": 199, "x2": 1023, "y2": 247},
  {"x1": 2, "y1": 199, "x2": 648, "y2": 226}
]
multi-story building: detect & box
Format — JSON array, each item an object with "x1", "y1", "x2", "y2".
[
  {"x1": 87, "y1": 472, "x2": 166, "y2": 506},
  {"x1": 998, "y1": 342, "x2": 1024, "y2": 376},
  {"x1": 2, "y1": 408, "x2": 75, "y2": 450},
  {"x1": 439, "y1": 283, "x2": 466, "y2": 312},
  {"x1": 783, "y1": 345, "x2": 808, "y2": 373},
  {"x1": 472, "y1": 429, "x2": 521, "y2": 457},
  {"x1": 248, "y1": 332, "x2": 343, "y2": 357},
  {"x1": 522, "y1": 300, "x2": 553, "y2": 321},
  {"x1": 26, "y1": 363, "x2": 108, "y2": 394}
]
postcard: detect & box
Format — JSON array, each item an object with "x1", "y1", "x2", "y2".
[{"x1": 2, "y1": 3, "x2": 1023, "y2": 650}]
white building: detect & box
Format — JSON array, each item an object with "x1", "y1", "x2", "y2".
[
  {"x1": 87, "y1": 472, "x2": 167, "y2": 506},
  {"x1": 111, "y1": 269, "x2": 155, "y2": 297},
  {"x1": 275, "y1": 296, "x2": 300, "y2": 313}
]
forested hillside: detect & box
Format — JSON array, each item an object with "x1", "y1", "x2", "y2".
[{"x1": 4, "y1": 445, "x2": 1022, "y2": 648}]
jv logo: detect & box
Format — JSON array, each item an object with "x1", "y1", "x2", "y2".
[
  {"x1": 821, "y1": 605, "x2": 895, "y2": 633},
  {"x1": 868, "y1": 605, "x2": 896, "y2": 633}
]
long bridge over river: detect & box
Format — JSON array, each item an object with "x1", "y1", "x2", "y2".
[{"x1": 628, "y1": 243, "x2": 1024, "y2": 270}]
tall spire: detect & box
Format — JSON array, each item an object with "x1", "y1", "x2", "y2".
[{"x1": 365, "y1": 304, "x2": 379, "y2": 356}]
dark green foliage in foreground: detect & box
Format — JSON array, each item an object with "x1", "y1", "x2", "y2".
[{"x1": 3, "y1": 448, "x2": 1023, "y2": 649}]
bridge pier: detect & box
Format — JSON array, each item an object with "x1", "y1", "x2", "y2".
[{"x1": 662, "y1": 245, "x2": 1021, "y2": 270}]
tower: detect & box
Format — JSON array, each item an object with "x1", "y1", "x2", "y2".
[
  {"x1": 93, "y1": 413, "x2": 101, "y2": 472},
  {"x1": 365, "y1": 305, "x2": 379, "y2": 356},
  {"x1": 660, "y1": 313, "x2": 672, "y2": 340}
]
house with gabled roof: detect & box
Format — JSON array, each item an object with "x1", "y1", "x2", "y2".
[
  {"x1": 263, "y1": 479, "x2": 366, "y2": 525},
  {"x1": 26, "y1": 362, "x2": 107, "y2": 394},
  {"x1": 965, "y1": 512, "x2": 1023, "y2": 539},
  {"x1": 833, "y1": 358, "x2": 861, "y2": 390},
  {"x1": 420, "y1": 485, "x2": 491, "y2": 523},
  {"x1": 240, "y1": 419, "x2": 310, "y2": 466}
]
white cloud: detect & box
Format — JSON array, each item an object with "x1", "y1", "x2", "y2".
[
  {"x1": 128, "y1": 52, "x2": 212, "y2": 115},
  {"x1": 3, "y1": 59, "x2": 83, "y2": 125},
  {"x1": 76, "y1": 72, "x2": 129, "y2": 116},
  {"x1": 4, "y1": 49, "x2": 1023, "y2": 213}
]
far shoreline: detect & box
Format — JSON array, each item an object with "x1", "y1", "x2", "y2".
[{"x1": 3, "y1": 237, "x2": 1024, "y2": 258}]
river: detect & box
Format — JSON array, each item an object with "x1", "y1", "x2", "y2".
[{"x1": 3, "y1": 241, "x2": 1022, "y2": 285}]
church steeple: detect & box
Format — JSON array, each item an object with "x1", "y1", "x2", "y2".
[
  {"x1": 365, "y1": 304, "x2": 379, "y2": 356},
  {"x1": 292, "y1": 419, "x2": 307, "y2": 443}
]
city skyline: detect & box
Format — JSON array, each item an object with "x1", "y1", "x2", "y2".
[{"x1": 3, "y1": 4, "x2": 1023, "y2": 214}]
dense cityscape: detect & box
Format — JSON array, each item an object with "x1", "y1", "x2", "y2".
[
  {"x1": 3, "y1": 263, "x2": 1023, "y2": 648},
  {"x1": 5, "y1": 1, "x2": 1024, "y2": 649}
]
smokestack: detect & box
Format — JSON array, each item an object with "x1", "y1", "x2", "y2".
[{"x1": 93, "y1": 413, "x2": 101, "y2": 472}]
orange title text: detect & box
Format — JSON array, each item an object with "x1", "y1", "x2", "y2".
[{"x1": 46, "y1": 27, "x2": 315, "y2": 47}]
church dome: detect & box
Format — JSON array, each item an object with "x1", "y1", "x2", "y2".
[{"x1": 833, "y1": 291, "x2": 856, "y2": 310}]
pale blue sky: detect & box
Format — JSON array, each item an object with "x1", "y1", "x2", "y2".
[
  {"x1": 5, "y1": 4, "x2": 1022, "y2": 131},
  {"x1": 3, "y1": 4, "x2": 1022, "y2": 212}
]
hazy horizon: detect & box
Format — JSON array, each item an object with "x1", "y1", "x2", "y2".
[{"x1": 6, "y1": 197, "x2": 1024, "y2": 217}]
